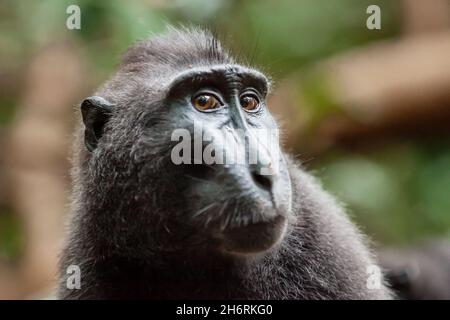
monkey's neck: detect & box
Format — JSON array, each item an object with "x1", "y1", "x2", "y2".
[{"x1": 88, "y1": 249, "x2": 260, "y2": 299}]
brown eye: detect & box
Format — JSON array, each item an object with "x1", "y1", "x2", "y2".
[
  {"x1": 192, "y1": 94, "x2": 221, "y2": 112},
  {"x1": 240, "y1": 95, "x2": 260, "y2": 112}
]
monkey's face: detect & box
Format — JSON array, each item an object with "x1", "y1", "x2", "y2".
[
  {"x1": 81, "y1": 65, "x2": 293, "y2": 257},
  {"x1": 161, "y1": 65, "x2": 293, "y2": 256}
]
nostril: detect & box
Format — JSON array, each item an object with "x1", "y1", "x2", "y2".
[
  {"x1": 187, "y1": 163, "x2": 215, "y2": 180},
  {"x1": 251, "y1": 171, "x2": 273, "y2": 192}
]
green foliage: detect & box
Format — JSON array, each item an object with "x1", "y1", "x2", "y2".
[
  {"x1": 316, "y1": 141, "x2": 450, "y2": 244},
  {"x1": 0, "y1": 209, "x2": 24, "y2": 261},
  {"x1": 220, "y1": 0, "x2": 399, "y2": 76}
]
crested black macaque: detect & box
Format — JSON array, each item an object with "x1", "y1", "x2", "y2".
[{"x1": 58, "y1": 28, "x2": 392, "y2": 299}]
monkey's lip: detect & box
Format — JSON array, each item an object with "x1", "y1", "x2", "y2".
[{"x1": 219, "y1": 215, "x2": 287, "y2": 255}]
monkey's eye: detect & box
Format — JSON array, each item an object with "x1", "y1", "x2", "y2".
[
  {"x1": 240, "y1": 94, "x2": 260, "y2": 112},
  {"x1": 192, "y1": 94, "x2": 221, "y2": 112}
]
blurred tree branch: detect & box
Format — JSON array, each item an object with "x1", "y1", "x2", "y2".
[
  {"x1": 271, "y1": 23, "x2": 450, "y2": 154},
  {"x1": 0, "y1": 39, "x2": 87, "y2": 299}
]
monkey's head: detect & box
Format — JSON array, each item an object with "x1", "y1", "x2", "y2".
[{"x1": 77, "y1": 28, "x2": 293, "y2": 258}]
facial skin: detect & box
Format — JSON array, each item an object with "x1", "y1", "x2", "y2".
[{"x1": 166, "y1": 65, "x2": 292, "y2": 254}]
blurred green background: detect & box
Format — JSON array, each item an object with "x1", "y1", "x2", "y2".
[{"x1": 0, "y1": 0, "x2": 449, "y2": 298}]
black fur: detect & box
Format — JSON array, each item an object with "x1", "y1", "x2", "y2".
[{"x1": 58, "y1": 27, "x2": 392, "y2": 299}]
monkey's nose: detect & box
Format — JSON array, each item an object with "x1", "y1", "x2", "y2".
[{"x1": 250, "y1": 166, "x2": 274, "y2": 194}]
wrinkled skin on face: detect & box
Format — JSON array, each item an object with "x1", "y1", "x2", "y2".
[{"x1": 159, "y1": 65, "x2": 293, "y2": 255}]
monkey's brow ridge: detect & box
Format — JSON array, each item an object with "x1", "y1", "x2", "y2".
[{"x1": 165, "y1": 64, "x2": 271, "y2": 96}]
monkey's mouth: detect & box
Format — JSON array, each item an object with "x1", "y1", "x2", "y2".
[{"x1": 218, "y1": 215, "x2": 287, "y2": 255}]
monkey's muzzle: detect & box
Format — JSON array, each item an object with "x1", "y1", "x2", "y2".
[{"x1": 220, "y1": 215, "x2": 287, "y2": 255}]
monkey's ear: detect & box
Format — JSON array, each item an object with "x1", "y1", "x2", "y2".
[{"x1": 80, "y1": 96, "x2": 113, "y2": 152}]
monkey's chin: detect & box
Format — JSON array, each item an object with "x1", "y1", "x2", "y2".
[{"x1": 220, "y1": 215, "x2": 287, "y2": 256}]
